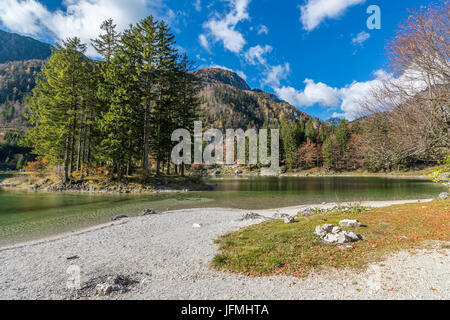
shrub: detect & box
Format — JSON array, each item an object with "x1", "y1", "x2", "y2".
[{"x1": 24, "y1": 158, "x2": 48, "y2": 174}]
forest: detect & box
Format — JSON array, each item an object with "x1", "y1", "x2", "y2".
[
  {"x1": 1, "y1": 1, "x2": 448, "y2": 182},
  {"x1": 279, "y1": 2, "x2": 449, "y2": 173},
  {"x1": 23, "y1": 17, "x2": 199, "y2": 182}
]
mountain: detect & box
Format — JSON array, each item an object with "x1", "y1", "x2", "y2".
[
  {"x1": 194, "y1": 68, "x2": 311, "y2": 129},
  {"x1": 0, "y1": 30, "x2": 52, "y2": 64},
  {"x1": 0, "y1": 63, "x2": 313, "y2": 139},
  {"x1": 0, "y1": 59, "x2": 43, "y2": 104},
  {"x1": 326, "y1": 117, "x2": 344, "y2": 126},
  {"x1": 194, "y1": 68, "x2": 251, "y2": 91}
]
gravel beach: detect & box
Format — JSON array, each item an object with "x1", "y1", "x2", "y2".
[{"x1": 0, "y1": 199, "x2": 448, "y2": 300}]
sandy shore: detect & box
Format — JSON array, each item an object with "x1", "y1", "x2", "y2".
[{"x1": 0, "y1": 199, "x2": 448, "y2": 300}]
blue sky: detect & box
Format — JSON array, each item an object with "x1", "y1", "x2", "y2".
[{"x1": 0, "y1": 0, "x2": 435, "y2": 120}]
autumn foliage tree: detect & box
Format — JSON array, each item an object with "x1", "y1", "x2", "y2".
[
  {"x1": 293, "y1": 138, "x2": 322, "y2": 169},
  {"x1": 361, "y1": 0, "x2": 450, "y2": 168}
]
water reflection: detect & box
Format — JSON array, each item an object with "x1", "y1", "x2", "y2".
[{"x1": 0, "y1": 176, "x2": 445, "y2": 246}]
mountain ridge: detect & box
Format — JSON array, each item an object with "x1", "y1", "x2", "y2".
[
  {"x1": 0, "y1": 29, "x2": 314, "y2": 135},
  {"x1": 0, "y1": 30, "x2": 52, "y2": 64},
  {"x1": 194, "y1": 67, "x2": 312, "y2": 129}
]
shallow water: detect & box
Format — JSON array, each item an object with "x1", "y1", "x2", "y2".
[{"x1": 0, "y1": 175, "x2": 445, "y2": 246}]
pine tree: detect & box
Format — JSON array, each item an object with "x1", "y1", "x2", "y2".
[
  {"x1": 1, "y1": 98, "x2": 14, "y2": 121},
  {"x1": 322, "y1": 137, "x2": 334, "y2": 170},
  {"x1": 280, "y1": 119, "x2": 297, "y2": 168},
  {"x1": 97, "y1": 26, "x2": 142, "y2": 177},
  {"x1": 92, "y1": 19, "x2": 120, "y2": 64},
  {"x1": 335, "y1": 120, "x2": 351, "y2": 170},
  {"x1": 318, "y1": 122, "x2": 331, "y2": 144},
  {"x1": 175, "y1": 53, "x2": 200, "y2": 176},
  {"x1": 305, "y1": 119, "x2": 316, "y2": 142},
  {"x1": 25, "y1": 38, "x2": 89, "y2": 183},
  {"x1": 150, "y1": 20, "x2": 179, "y2": 175}
]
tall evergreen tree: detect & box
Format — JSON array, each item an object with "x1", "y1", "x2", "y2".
[
  {"x1": 91, "y1": 19, "x2": 120, "y2": 64},
  {"x1": 134, "y1": 16, "x2": 159, "y2": 172},
  {"x1": 97, "y1": 26, "x2": 142, "y2": 177},
  {"x1": 305, "y1": 119, "x2": 316, "y2": 142},
  {"x1": 25, "y1": 38, "x2": 89, "y2": 182},
  {"x1": 150, "y1": 20, "x2": 179, "y2": 174},
  {"x1": 175, "y1": 53, "x2": 200, "y2": 176},
  {"x1": 322, "y1": 137, "x2": 334, "y2": 170}
]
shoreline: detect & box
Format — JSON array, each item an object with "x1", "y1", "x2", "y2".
[
  {"x1": 0, "y1": 198, "x2": 447, "y2": 300},
  {"x1": 0, "y1": 172, "x2": 213, "y2": 195},
  {"x1": 0, "y1": 199, "x2": 434, "y2": 251},
  {"x1": 0, "y1": 171, "x2": 435, "y2": 195}
]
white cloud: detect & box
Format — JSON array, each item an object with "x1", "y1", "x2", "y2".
[
  {"x1": 236, "y1": 70, "x2": 248, "y2": 81},
  {"x1": 257, "y1": 24, "x2": 268, "y2": 35},
  {"x1": 201, "y1": 0, "x2": 251, "y2": 53},
  {"x1": 210, "y1": 64, "x2": 248, "y2": 81},
  {"x1": 199, "y1": 34, "x2": 210, "y2": 52},
  {"x1": 275, "y1": 79, "x2": 340, "y2": 107},
  {"x1": 338, "y1": 70, "x2": 389, "y2": 120},
  {"x1": 261, "y1": 63, "x2": 290, "y2": 88},
  {"x1": 0, "y1": 0, "x2": 173, "y2": 57},
  {"x1": 194, "y1": 0, "x2": 202, "y2": 12},
  {"x1": 274, "y1": 69, "x2": 394, "y2": 120},
  {"x1": 244, "y1": 44, "x2": 272, "y2": 65},
  {"x1": 0, "y1": 0, "x2": 50, "y2": 35},
  {"x1": 351, "y1": 30, "x2": 370, "y2": 45},
  {"x1": 299, "y1": 0, "x2": 365, "y2": 31}
]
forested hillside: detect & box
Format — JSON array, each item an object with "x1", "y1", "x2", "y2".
[
  {"x1": 0, "y1": 30, "x2": 51, "y2": 63},
  {"x1": 0, "y1": 60, "x2": 43, "y2": 104},
  {"x1": 195, "y1": 68, "x2": 311, "y2": 129}
]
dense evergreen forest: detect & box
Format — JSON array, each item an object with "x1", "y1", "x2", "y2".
[{"x1": 23, "y1": 17, "x2": 199, "y2": 181}]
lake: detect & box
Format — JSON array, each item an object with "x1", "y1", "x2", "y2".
[{"x1": 0, "y1": 175, "x2": 445, "y2": 246}]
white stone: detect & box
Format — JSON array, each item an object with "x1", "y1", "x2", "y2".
[
  {"x1": 344, "y1": 231, "x2": 361, "y2": 242},
  {"x1": 315, "y1": 225, "x2": 326, "y2": 237},
  {"x1": 339, "y1": 219, "x2": 361, "y2": 228},
  {"x1": 284, "y1": 216, "x2": 295, "y2": 224},
  {"x1": 323, "y1": 233, "x2": 341, "y2": 244},
  {"x1": 192, "y1": 223, "x2": 202, "y2": 228},
  {"x1": 95, "y1": 283, "x2": 114, "y2": 296},
  {"x1": 300, "y1": 208, "x2": 314, "y2": 216},
  {"x1": 315, "y1": 224, "x2": 333, "y2": 237},
  {"x1": 438, "y1": 192, "x2": 449, "y2": 200},
  {"x1": 332, "y1": 226, "x2": 342, "y2": 234}
]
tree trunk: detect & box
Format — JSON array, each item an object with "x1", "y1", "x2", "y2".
[
  {"x1": 63, "y1": 135, "x2": 70, "y2": 183},
  {"x1": 156, "y1": 160, "x2": 161, "y2": 176},
  {"x1": 143, "y1": 104, "x2": 149, "y2": 171}
]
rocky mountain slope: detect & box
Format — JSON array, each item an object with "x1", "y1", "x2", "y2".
[{"x1": 194, "y1": 68, "x2": 311, "y2": 129}]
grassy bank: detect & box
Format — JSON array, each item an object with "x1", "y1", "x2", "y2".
[{"x1": 212, "y1": 200, "x2": 450, "y2": 277}]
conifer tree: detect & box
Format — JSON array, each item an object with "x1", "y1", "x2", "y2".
[
  {"x1": 25, "y1": 38, "x2": 89, "y2": 183},
  {"x1": 322, "y1": 137, "x2": 334, "y2": 170},
  {"x1": 92, "y1": 19, "x2": 120, "y2": 64},
  {"x1": 150, "y1": 20, "x2": 178, "y2": 174},
  {"x1": 175, "y1": 53, "x2": 200, "y2": 176},
  {"x1": 305, "y1": 119, "x2": 316, "y2": 142},
  {"x1": 97, "y1": 26, "x2": 142, "y2": 177},
  {"x1": 133, "y1": 16, "x2": 159, "y2": 172}
]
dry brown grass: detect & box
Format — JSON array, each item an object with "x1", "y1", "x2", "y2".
[{"x1": 212, "y1": 200, "x2": 450, "y2": 277}]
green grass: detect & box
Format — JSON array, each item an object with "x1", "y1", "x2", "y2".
[{"x1": 212, "y1": 200, "x2": 450, "y2": 277}]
